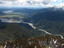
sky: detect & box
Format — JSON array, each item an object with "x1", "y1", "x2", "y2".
[{"x1": 0, "y1": 0, "x2": 64, "y2": 8}]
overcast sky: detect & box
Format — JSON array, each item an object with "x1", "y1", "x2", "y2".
[{"x1": 0, "y1": 0, "x2": 64, "y2": 8}]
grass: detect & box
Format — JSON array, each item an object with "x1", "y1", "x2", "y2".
[
  {"x1": 0, "y1": 12, "x2": 25, "y2": 18},
  {"x1": 0, "y1": 15, "x2": 19, "y2": 17},
  {"x1": 7, "y1": 12, "x2": 22, "y2": 15},
  {"x1": 7, "y1": 12, "x2": 28, "y2": 15}
]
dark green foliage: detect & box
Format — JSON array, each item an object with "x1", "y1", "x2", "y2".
[
  {"x1": 29, "y1": 8, "x2": 64, "y2": 37},
  {"x1": 30, "y1": 10, "x2": 64, "y2": 23},
  {"x1": 13, "y1": 8, "x2": 37, "y2": 14},
  {"x1": 0, "y1": 22, "x2": 43, "y2": 42},
  {"x1": 35, "y1": 20, "x2": 64, "y2": 34}
]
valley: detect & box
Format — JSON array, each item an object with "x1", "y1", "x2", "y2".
[
  {"x1": 0, "y1": 7, "x2": 64, "y2": 48},
  {"x1": 0, "y1": 0, "x2": 64, "y2": 48}
]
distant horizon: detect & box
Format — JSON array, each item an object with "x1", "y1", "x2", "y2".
[{"x1": 0, "y1": 6, "x2": 47, "y2": 9}]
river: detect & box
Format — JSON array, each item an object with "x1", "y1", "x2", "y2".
[
  {"x1": 0, "y1": 18, "x2": 63, "y2": 39},
  {"x1": 22, "y1": 22, "x2": 64, "y2": 39},
  {"x1": 3, "y1": 11, "x2": 13, "y2": 13}
]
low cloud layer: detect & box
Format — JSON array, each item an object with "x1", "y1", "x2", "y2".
[{"x1": 0, "y1": 0, "x2": 63, "y2": 7}]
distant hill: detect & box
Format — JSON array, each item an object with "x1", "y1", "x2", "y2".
[
  {"x1": 30, "y1": 8, "x2": 64, "y2": 22},
  {"x1": 13, "y1": 8, "x2": 39, "y2": 14},
  {"x1": 0, "y1": 11, "x2": 5, "y2": 15},
  {"x1": 27, "y1": 8, "x2": 64, "y2": 37}
]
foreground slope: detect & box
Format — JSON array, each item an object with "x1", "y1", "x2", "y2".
[
  {"x1": 0, "y1": 21, "x2": 43, "y2": 42},
  {"x1": 0, "y1": 35, "x2": 64, "y2": 48}
]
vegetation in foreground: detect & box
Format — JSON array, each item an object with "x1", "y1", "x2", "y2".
[
  {"x1": 0, "y1": 21, "x2": 44, "y2": 43},
  {"x1": 0, "y1": 35, "x2": 64, "y2": 48}
]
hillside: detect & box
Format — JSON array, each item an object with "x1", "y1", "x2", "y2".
[
  {"x1": 0, "y1": 12, "x2": 5, "y2": 15},
  {"x1": 0, "y1": 21, "x2": 44, "y2": 42},
  {"x1": 13, "y1": 8, "x2": 37, "y2": 14},
  {"x1": 30, "y1": 8, "x2": 64, "y2": 22},
  {"x1": 27, "y1": 8, "x2": 64, "y2": 37}
]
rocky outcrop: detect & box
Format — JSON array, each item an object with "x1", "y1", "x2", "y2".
[{"x1": 0, "y1": 35, "x2": 64, "y2": 48}]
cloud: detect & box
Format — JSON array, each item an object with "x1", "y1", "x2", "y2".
[
  {"x1": 25, "y1": 0, "x2": 62, "y2": 5},
  {"x1": 0, "y1": 0, "x2": 63, "y2": 7},
  {"x1": 58, "y1": 0, "x2": 62, "y2": 2},
  {"x1": 42, "y1": 0, "x2": 57, "y2": 4},
  {"x1": 54, "y1": 3, "x2": 64, "y2": 8},
  {"x1": 0, "y1": 0, "x2": 17, "y2": 2},
  {"x1": 0, "y1": 2, "x2": 4, "y2": 4}
]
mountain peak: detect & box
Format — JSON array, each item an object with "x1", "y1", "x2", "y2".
[{"x1": 53, "y1": 3, "x2": 64, "y2": 10}]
